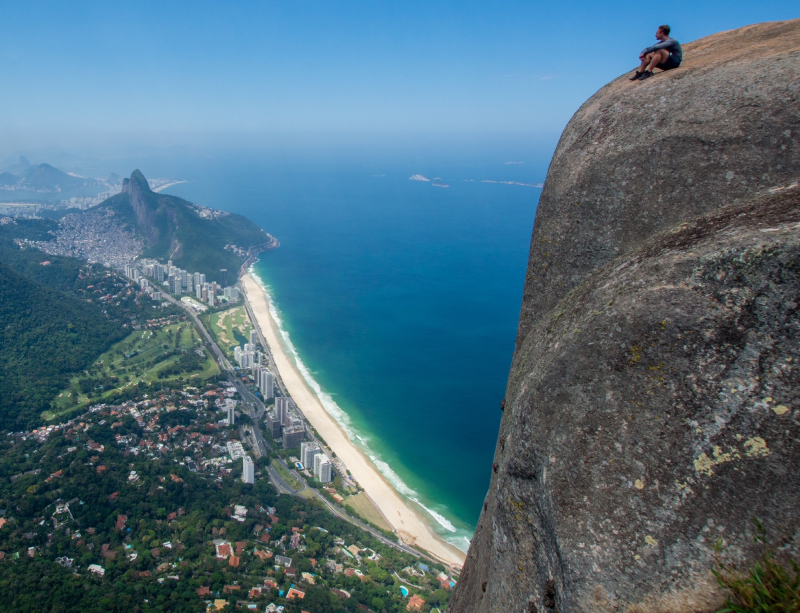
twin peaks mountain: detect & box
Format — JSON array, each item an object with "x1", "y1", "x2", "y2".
[{"x1": 101, "y1": 170, "x2": 269, "y2": 281}]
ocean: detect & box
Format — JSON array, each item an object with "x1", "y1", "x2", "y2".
[{"x1": 135, "y1": 146, "x2": 544, "y2": 551}]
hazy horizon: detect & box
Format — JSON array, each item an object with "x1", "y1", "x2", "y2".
[{"x1": 2, "y1": 1, "x2": 797, "y2": 161}]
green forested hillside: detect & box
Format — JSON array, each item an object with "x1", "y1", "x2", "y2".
[
  {"x1": 0, "y1": 261, "x2": 126, "y2": 430},
  {"x1": 0, "y1": 220, "x2": 169, "y2": 430},
  {"x1": 102, "y1": 171, "x2": 268, "y2": 284}
]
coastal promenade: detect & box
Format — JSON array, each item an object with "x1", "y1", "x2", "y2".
[{"x1": 239, "y1": 273, "x2": 466, "y2": 568}]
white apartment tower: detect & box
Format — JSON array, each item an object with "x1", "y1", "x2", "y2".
[
  {"x1": 300, "y1": 441, "x2": 321, "y2": 469},
  {"x1": 314, "y1": 453, "x2": 332, "y2": 483},
  {"x1": 242, "y1": 456, "x2": 255, "y2": 484},
  {"x1": 275, "y1": 396, "x2": 292, "y2": 425},
  {"x1": 259, "y1": 369, "x2": 275, "y2": 400}
]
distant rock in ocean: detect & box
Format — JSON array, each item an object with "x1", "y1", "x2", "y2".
[
  {"x1": 409, "y1": 174, "x2": 430, "y2": 182},
  {"x1": 449, "y1": 17, "x2": 800, "y2": 613}
]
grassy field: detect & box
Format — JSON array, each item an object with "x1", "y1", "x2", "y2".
[
  {"x1": 344, "y1": 492, "x2": 393, "y2": 532},
  {"x1": 203, "y1": 306, "x2": 254, "y2": 362},
  {"x1": 271, "y1": 459, "x2": 302, "y2": 491},
  {"x1": 44, "y1": 323, "x2": 219, "y2": 420}
]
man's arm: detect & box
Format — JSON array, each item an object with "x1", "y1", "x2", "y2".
[{"x1": 641, "y1": 38, "x2": 676, "y2": 56}]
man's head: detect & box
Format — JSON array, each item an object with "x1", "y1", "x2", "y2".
[{"x1": 657, "y1": 25, "x2": 671, "y2": 39}]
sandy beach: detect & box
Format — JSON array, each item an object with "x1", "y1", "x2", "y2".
[
  {"x1": 240, "y1": 273, "x2": 466, "y2": 567},
  {"x1": 152, "y1": 180, "x2": 188, "y2": 193}
]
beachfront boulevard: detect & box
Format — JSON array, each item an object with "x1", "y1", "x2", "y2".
[{"x1": 158, "y1": 277, "x2": 457, "y2": 566}]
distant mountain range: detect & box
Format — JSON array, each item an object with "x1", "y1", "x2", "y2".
[
  {"x1": 98, "y1": 170, "x2": 270, "y2": 283},
  {"x1": 0, "y1": 157, "x2": 104, "y2": 192}
]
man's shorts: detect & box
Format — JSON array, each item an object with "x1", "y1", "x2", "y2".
[{"x1": 656, "y1": 53, "x2": 681, "y2": 71}]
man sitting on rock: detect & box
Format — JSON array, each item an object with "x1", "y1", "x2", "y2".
[{"x1": 630, "y1": 24, "x2": 682, "y2": 81}]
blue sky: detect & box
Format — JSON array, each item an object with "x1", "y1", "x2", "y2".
[{"x1": 0, "y1": 1, "x2": 796, "y2": 154}]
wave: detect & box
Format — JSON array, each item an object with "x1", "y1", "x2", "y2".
[
  {"x1": 249, "y1": 266, "x2": 472, "y2": 552},
  {"x1": 410, "y1": 497, "x2": 457, "y2": 533}
]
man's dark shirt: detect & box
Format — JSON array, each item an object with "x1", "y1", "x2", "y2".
[{"x1": 642, "y1": 37, "x2": 682, "y2": 63}]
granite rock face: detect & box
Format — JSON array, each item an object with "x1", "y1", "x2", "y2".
[
  {"x1": 450, "y1": 19, "x2": 800, "y2": 613},
  {"x1": 121, "y1": 170, "x2": 160, "y2": 246},
  {"x1": 517, "y1": 19, "x2": 800, "y2": 345}
]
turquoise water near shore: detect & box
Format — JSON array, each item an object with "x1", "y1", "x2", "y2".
[{"x1": 149, "y1": 151, "x2": 544, "y2": 550}]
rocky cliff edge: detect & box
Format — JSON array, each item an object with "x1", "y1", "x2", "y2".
[{"x1": 450, "y1": 18, "x2": 800, "y2": 613}]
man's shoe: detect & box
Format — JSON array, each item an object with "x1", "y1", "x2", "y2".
[
  {"x1": 629, "y1": 71, "x2": 643, "y2": 81},
  {"x1": 638, "y1": 70, "x2": 654, "y2": 80}
]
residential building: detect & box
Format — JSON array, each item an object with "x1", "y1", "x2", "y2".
[
  {"x1": 240, "y1": 350, "x2": 255, "y2": 369},
  {"x1": 301, "y1": 442, "x2": 321, "y2": 469},
  {"x1": 242, "y1": 456, "x2": 255, "y2": 484},
  {"x1": 282, "y1": 424, "x2": 305, "y2": 450},
  {"x1": 275, "y1": 396, "x2": 293, "y2": 425},
  {"x1": 226, "y1": 441, "x2": 246, "y2": 461},
  {"x1": 266, "y1": 412, "x2": 282, "y2": 439},
  {"x1": 314, "y1": 453, "x2": 332, "y2": 483},
  {"x1": 224, "y1": 286, "x2": 239, "y2": 301},
  {"x1": 258, "y1": 369, "x2": 274, "y2": 399}
]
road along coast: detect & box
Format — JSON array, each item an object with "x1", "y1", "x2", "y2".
[{"x1": 240, "y1": 272, "x2": 466, "y2": 568}]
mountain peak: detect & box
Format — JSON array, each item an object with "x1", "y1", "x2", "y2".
[{"x1": 123, "y1": 169, "x2": 152, "y2": 194}]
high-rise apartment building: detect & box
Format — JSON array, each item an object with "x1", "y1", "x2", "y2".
[
  {"x1": 240, "y1": 351, "x2": 255, "y2": 369},
  {"x1": 242, "y1": 456, "x2": 255, "y2": 484},
  {"x1": 314, "y1": 453, "x2": 332, "y2": 483},
  {"x1": 275, "y1": 397, "x2": 293, "y2": 425},
  {"x1": 266, "y1": 412, "x2": 282, "y2": 439},
  {"x1": 301, "y1": 441, "x2": 322, "y2": 469},
  {"x1": 282, "y1": 425, "x2": 305, "y2": 450},
  {"x1": 224, "y1": 286, "x2": 239, "y2": 300},
  {"x1": 258, "y1": 369, "x2": 274, "y2": 399}
]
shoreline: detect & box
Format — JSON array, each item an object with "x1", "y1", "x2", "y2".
[
  {"x1": 240, "y1": 272, "x2": 466, "y2": 568},
  {"x1": 152, "y1": 180, "x2": 188, "y2": 193}
]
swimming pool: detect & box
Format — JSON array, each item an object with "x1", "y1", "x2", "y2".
[{"x1": 400, "y1": 586, "x2": 409, "y2": 597}]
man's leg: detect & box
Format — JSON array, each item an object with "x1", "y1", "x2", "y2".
[
  {"x1": 630, "y1": 55, "x2": 650, "y2": 80},
  {"x1": 645, "y1": 49, "x2": 669, "y2": 72}
]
